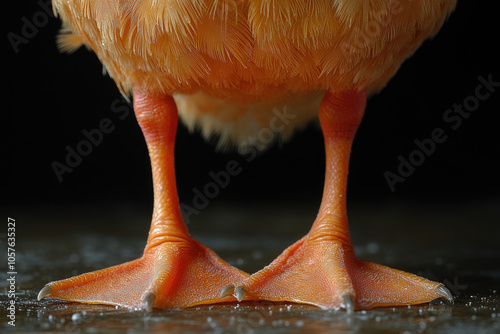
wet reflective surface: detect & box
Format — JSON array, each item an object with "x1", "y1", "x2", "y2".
[{"x1": 2, "y1": 199, "x2": 499, "y2": 333}]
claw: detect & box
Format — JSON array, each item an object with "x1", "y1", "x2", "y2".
[
  {"x1": 220, "y1": 284, "x2": 235, "y2": 298},
  {"x1": 343, "y1": 294, "x2": 355, "y2": 314},
  {"x1": 38, "y1": 284, "x2": 53, "y2": 301},
  {"x1": 143, "y1": 292, "x2": 156, "y2": 312},
  {"x1": 436, "y1": 285, "x2": 453, "y2": 301},
  {"x1": 234, "y1": 286, "x2": 247, "y2": 302}
]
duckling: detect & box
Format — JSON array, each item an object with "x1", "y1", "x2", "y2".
[{"x1": 39, "y1": 0, "x2": 456, "y2": 312}]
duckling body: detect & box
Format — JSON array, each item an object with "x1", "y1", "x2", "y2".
[
  {"x1": 40, "y1": 0, "x2": 456, "y2": 311},
  {"x1": 54, "y1": 0, "x2": 454, "y2": 147}
]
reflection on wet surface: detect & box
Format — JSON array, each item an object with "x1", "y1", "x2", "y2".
[
  {"x1": 12, "y1": 299, "x2": 500, "y2": 334},
  {"x1": 2, "y1": 199, "x2": 499, "y2": 333}
]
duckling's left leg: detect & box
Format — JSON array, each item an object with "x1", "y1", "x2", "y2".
[
  {"x1": 38, "y1": 88, "x2": 249, "y2": 310},
  {"x1": 223, "y1": 90, "x2": 452, "y2": 312}
]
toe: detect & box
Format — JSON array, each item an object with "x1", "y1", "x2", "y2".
[
  {"x1": 343, "y1": 294, "x2": 355, "y2": 314},
  {"x1": 436, "y1": 285, "x2": 453, "y2": 301},
  {"x1": 234, "y1": 286, "x2": 247, "y2": 302},
  {"x1": 143, "y1": 292, "x2": 156, "y2": 312},
  {"x1": 220, "y1": 284, "x2": 235, "y2": 298},
  {"x1": 37, "y1": 284, "x2": 53, "y2": 301}
]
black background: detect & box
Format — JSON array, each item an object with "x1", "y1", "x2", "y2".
[{"x1": 3, "y1": 2, "x2": 499, "y2": 218}]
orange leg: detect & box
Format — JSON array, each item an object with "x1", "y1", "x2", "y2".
[
  {"x1": 38, "y1": 88, "x2": 249, "y2": 310},
  {"x1": 224, "y1": 90, "x2": 452, "y2": 312}
]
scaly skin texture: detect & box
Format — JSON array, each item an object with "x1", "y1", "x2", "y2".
[
  {"x1": 40, "y1": 1, "x2": 456, "y2": 310},
  {"x1": 226, "y1": 91, "x2": 448, "y2": 311},
  {"x1": 39, "y1": 90, "x2": 249, "y2": 310}
]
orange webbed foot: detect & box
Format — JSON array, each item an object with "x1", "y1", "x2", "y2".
[
  {"x1": 222, "y1": 90, "x2": 452, "y2": 312},
  {"x1": 226, "y1": 234, "x2": 452, "y2": 312},
  {"x1": 38, "y1": 233, "x2": 249, "y2": 310}
]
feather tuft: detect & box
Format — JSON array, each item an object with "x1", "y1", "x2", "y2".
[{"x1": 56, "y1": 25, "x2": 84, "y2": 53}]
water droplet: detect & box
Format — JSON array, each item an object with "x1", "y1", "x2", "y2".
[
  {"x1": 71, "y1": 312, "x2": 82, "y2": 323},
  {"x1": 367, "y1": 242, "x2": 379, "y2": 254},
  {"x1": 252, "y1": 250, "x2": 263, "y2": 259}
]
